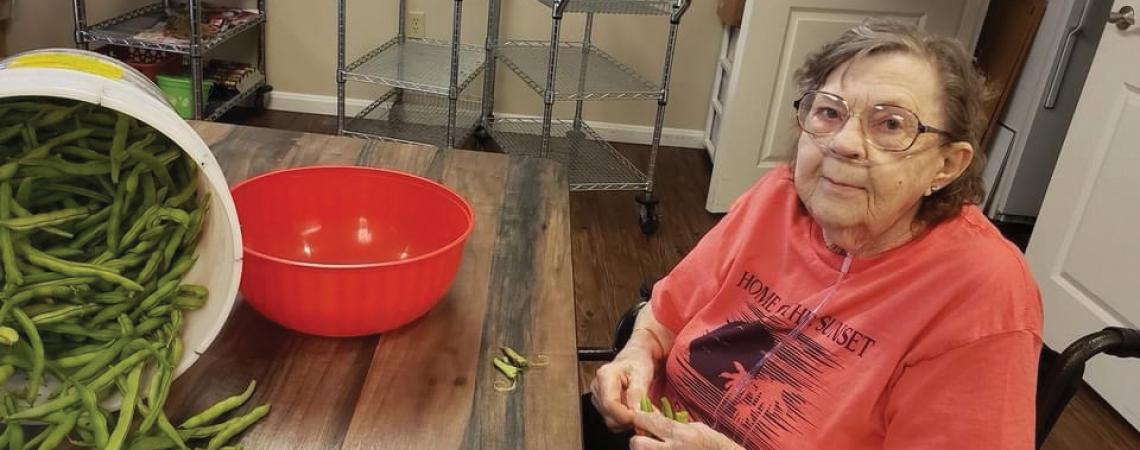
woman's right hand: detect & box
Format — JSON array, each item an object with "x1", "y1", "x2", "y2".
[{"x1": 590, "y1": 344, "x2": 657, "y2": 432}]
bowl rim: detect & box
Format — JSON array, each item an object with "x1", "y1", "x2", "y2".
[{"x1": 230, "y1": 165, "x2": 475, "y2": 269}]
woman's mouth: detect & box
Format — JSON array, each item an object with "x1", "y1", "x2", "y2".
[{"x1": 821, "y1": 176, "x2": 864, "y2": 192}]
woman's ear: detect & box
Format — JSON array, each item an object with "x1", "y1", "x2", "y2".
[{"x1": 932, "y1": 141, "x2": 974, "y2": 189}]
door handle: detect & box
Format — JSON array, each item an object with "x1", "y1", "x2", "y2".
[
  {"x1": 1045, "y1": 0, "x2": 1095, "y2": 109},
  {"x1": 1109, "y1": 5, "x2": 1135, "y2": 30}
]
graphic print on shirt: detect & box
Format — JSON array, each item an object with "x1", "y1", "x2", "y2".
[{"x1": 670, "y1": 271, "x2": 876, "y2": 450}]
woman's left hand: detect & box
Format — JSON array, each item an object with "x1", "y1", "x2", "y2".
[{"x1": 629, "y1": 410, "x2": 745, "y2": 450}]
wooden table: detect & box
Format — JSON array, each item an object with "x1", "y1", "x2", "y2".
[{"x1": 164, "y1": 122, "x2": 581, "y2": 449}]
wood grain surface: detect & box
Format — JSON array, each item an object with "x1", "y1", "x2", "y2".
[{"x1": 160, "y1": 122, "x2": 581, "y2": 449}]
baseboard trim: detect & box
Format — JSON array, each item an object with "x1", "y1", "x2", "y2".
[{"x1": 267, "y1": 91, "x2": 706, "y2": 149}]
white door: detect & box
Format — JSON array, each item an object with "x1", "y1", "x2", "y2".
[
  {"x1": 705, "y1": 0, "x2": 989, "y2": 212},
  {"x1": 1026, "y1": 0, "x2": 1140, "y2": 428}
]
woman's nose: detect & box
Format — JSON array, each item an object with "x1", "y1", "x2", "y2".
[{"x1": 825, "y1": 118, "x2": 868, "y2": 161}]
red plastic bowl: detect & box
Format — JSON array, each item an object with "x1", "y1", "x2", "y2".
[{"x1": 230, "y1": 166, "x2": 474, "y2": 337}]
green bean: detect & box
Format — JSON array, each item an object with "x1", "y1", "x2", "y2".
[
  {"x1": 69, "y1": 220, "x2": 108, "y2": 250},
  {"x1": 124, "y1": 162, "x2": 146, "y2": 208},
  {"x1": 72, "y1": 380, "x2": 110, "y2": 448},
  {"x1": 160, "y1": 227, "x2": 185, "y2": 271},
  {"x1": 134, "y1": 317, "x2": 166, "y2": 337},
  {"x1": 179, "y1": 380, "x2": 257, "y2": 429},
  {"x1": 20, "y1": 243, "x2": 143, "y2": 291},
  {"x1": 0, "y1": 163, "x2": 16, "y2": 182},
  {"x1": 105, "y1": 363, "x2": 143, "y2": 450},
  {"x1": 182, "y1": 206, "x2": 205, "y2": 247},
  {"x1": 0, "y1": 124, "x2": 21, "y2": 144},
  {"x1": 177, "y1": 285, "x2": 208, "y2": 299},
  {"x1": 33, "y1": 103, "x2": 83, "y2": 128},
  {"x1": 18, "y1": 272, "x2": 64, "y2": 285},
  {"x1": 80, "y1": 111, "x2": 117, "y2": 126},
  {"x1": 25, "y1": 128, "x2": 94, "y2": 155},
  {"x1": 118, "y1": 206, "x2": 157, "y2": 250},
  {"x1": 139, "y1": 225, "x2": 168, "y2": 243},
  {"x1": 164, "y1": 178, "x2": 196, "y2": 209},
  {"x1": 204, "y1": 404, "x2": 270, "y2": 450},
  {"x1": 171, "y1": 296, "x2": 205, "y2": 311},
  {"x1": 137, "y1": 250, "x2": 163, "y2": 285},
  {"x1": 0, "y1": 206, "x2": 91, "y2": 231},
  {"x1": 132, "y1": 280, "x2": 179, "y2": 319},
  {"x1": 110, "y1": 113, "x2": 130, "y2": 183},
  {"x1": 128, "y1": 141, "x2": 173, "y2": 188},
  {"x1": 0, "y1": 365, "x2": 13, "y2": 385},
  {"x1": 0, "y1": 327, "x2": 17, "y2": 346},
  {"x1": 56, "y1": 145, "x2": 108, "y2": 161},
  {"x1": 89, "y1": 290, "x2": 130, "y2": 305},
  {"x1": 39, "y1": 323, "x2": 118, "y2": 341},
  {"x1": 157, "y1": 254, "x2": 196, "y2": 286},
  {"x1": 0, "y1": 182, "x2": 22, "y2": 288},
  {"x1": 41, "y1": 183, "x2": 112, "y2": 203},
  {"x1": 151, "y1": 208, "x2": 190, "y2": 228},
  {"x1": 74, "y1": 203, "x2": 112, "y2": 231},
  {"x1": 141, "y1": 172, "x2": 157, "y2": 209},
  {"x1": 13, "y1": 177, "x2": 32, "y2": 206},
  {"x1": 31, "y1": 304, "x2": 99, "y2": 326},
  {"x1": 34, "y1": 409, "x2": 77, "y2": 450},
  {"x1": 126, "y1": 435, "x2": 177, "y2": 450},
  {"x1": 22, "y1": 157, "x2": 112, "y2": 176},
  {"x1": 140, "y1": 335, "x2": 179, "y2": 434},
  {"x1": 4, "y1": 396, "x2": 25, "y2": 450},
  {"x1": 11, "y1": 309, "x2": 43, "y2": 402}
]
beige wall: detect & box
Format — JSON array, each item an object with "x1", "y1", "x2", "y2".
[{"x1": 4, "y1": 0, "x2": 722, "y2": 131}]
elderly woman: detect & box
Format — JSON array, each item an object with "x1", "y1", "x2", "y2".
[{"x1": 587, "y1": 19, "x2": 1043, "y2": 450}]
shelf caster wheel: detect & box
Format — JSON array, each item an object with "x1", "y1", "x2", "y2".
[
  {"x1": 253, "y1": 84, "x2": 273, "y2": 113},
  {"x1": 636, "y1": 192, "x2": 659, "y2": 236}
]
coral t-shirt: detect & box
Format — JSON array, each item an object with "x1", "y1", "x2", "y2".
[{"x1": 651, "y1": 165, "x2": 1043, "y2": 450}]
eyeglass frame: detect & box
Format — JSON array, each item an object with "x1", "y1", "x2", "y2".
[{"x1": 792, "y1": 90, "x2": 956, "y2": 152}]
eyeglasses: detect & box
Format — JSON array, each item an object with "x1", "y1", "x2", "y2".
[{"x1": 793, "y1": 90, "x2": 953, "y2": 152}]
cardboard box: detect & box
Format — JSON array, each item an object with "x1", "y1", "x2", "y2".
[{"x1": 718, "y1": 0, "x2": 745, "y2": 27}]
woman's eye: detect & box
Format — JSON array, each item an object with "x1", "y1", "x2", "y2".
[
  {"x1": 816, "y1": 107, "x2": 841, "y2": 121},
  {"x1": 876, "y1": 116, "x2": 906, "y2": 132}
]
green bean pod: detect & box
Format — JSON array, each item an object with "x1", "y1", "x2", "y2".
[
  {"x1": 205, "y1": 404, "x2": 270, "y2": 450},
  {"x1": 11, "y1": 308, "x2": 43, "y2": 402},
  {"x1": 179, "y1": 380, "x2": 258, "y2": 429},
  {"x1": 109, "y1": 113, "x2": 130, "y2": 183},
  {"x1": 0, "y1": 206, "x2": 91, "y2": 232},
  {"x1": 105, "y1": 363, "x2": 143, "y2": 450},
  {"x1": 20, "y1": 243, "x2": 143, "y2": 291},
  {"x1": 0, "y1": 182, "x2": 22, "y2": 287}
]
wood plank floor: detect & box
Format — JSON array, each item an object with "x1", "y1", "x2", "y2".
[{"x1": 222, "y1": 109, "x2": 1139, "y2": 450}]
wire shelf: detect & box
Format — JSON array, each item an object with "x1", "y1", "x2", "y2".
[
  {"x1": 343, "y1": 37, "x2": 486, "y2": 96},
  {"x1": 204, "y1": 74, "x2": 266, "y2": 121},
  {"x1": 535, "y1": 0, "x2": 676, "y2": 15},
  {"x1": 343, "y1": 90, "x2": 482, "y2": 149},
  {"x1": 83, "y1": 3, "x2": 265, "y2": 54},
  {"x1": 498, "y1": 41, "x2": 661, "y2": 101},
  {"x1": 487, "y1": 118, "x2": 647, "y2": 191}
]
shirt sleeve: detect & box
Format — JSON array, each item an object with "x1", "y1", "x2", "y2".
[
  {"x1": 650, "y1": 170, "x2": 782, "y2": 334},
  {"x1": 882, "y1": 330, "x2": 1041, "y2": 450}
]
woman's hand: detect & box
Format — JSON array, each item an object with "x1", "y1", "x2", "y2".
[
  {"x1": 629, "y1": 410, "x2": 745, "y2": 450},
  {"x1": 589, "y1": 342, "x2": 657, "y2": 432}
]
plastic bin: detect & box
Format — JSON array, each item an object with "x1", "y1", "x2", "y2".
[
  {"x1": 157, "y1": 74, "x2": 215, "y2": 119},
  {"x1": 0, "y1": 49, "x2": 243, "y2": 398}
]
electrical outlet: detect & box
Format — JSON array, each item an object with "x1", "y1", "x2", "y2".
[{"x1": 407, "y1": 12, "x2": 426, "y2": 39}]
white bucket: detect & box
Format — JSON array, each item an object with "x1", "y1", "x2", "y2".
[{"x1": 0, "y1": 49, "x2": 242, "y2": 382}]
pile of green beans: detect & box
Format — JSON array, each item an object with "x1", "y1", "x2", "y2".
[{"x1": 0, "y1": 98, "x2": 268, "y2": 449}]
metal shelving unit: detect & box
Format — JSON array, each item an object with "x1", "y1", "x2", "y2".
[
  {"x1": 72, "y1": 0, "x2": 271, "y2": 120},
  {"x1": 337, "y1": 0, "x2": 484, "y2": 149},
  {"x1": 482, "y1": 0, "x2": 690, "y2": 234},
  {"x1": 343, "y1": 90, "x2": 482, "y2": 147}
]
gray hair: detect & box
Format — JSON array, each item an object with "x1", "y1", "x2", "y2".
[{"x1": 793, "y1": 19, "x2": 992, "y2": 225}]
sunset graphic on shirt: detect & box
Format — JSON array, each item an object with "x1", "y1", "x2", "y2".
[{"x1": 671, "y1": 305, "x2": 843, "y2": 449}]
